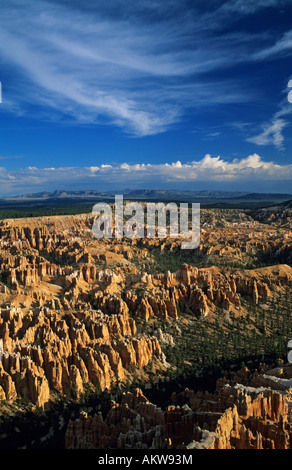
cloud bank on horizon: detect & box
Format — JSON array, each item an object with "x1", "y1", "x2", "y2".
[
  {"x1": 0, "y1": 0, "x2": 292, "y2": 194},
  {"x1": 1, "y1": 154, "x2": 292, "y2": 197}
]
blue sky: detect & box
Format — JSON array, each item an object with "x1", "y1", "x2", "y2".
[{"x1": 0, "y1": 0, "x2": 292, "y2": 196}]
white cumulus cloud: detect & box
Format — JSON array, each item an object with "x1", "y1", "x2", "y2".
[{"x1": 0, "y1": 153, "x2": 291, "y2": 196}]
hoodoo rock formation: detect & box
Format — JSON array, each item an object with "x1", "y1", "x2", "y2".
[
  {"x1": 0, "y1": 206, "x2": 291, "y2": 448},
  {"x1": 65, "y1": 365, "x2": 292, "y2": 449}
]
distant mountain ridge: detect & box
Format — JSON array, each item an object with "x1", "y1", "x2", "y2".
[
  {"x1": 17, "y1": 189, "x2": 292, "y2": 201},
  {"x1": 19, "y1": 190, "x2": 108, "y2": 198},
  {"x1": 0, "y1": 189, "x2": 291, "y2": 211}
]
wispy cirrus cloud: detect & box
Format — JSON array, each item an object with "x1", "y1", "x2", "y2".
[
  {"x1": 246, "y1": 77, "x2": 292, "y2": 150},
  {"x1": 0, "y1": 0, "x2": 292, "y2": 137},
  {"x1": 219, "y1": 0, "x2": 289, "y2": 15},
  {"x1": 253, "y1": 30, "x2": 292, "y2": 61},
  {"x1": 246, "y1": 119, "x2": 288, "y2": 149}
]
